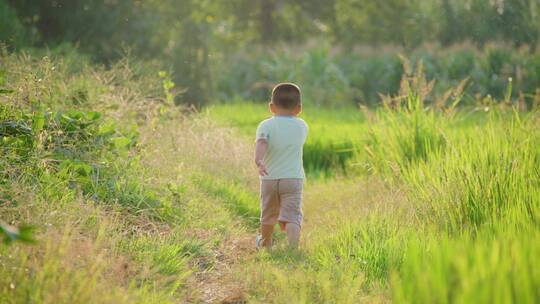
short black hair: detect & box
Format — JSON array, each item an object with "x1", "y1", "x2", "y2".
[{"x1": 271, "y1": 82, "x2": 301, "y2": 109}]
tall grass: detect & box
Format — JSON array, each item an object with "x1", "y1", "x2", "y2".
[
  {"x1": 361, "y1": 95, "x2": 446, "y2": 176},
  {"x1": 403, "y1": 112, "x2": 540, "y2": 230},
  {"x1": 354, "y1": 67, "x2": 540, "y2": 303},
  {"x1": 360, "y1": 66, "x2": 539, "y2": 229},
  {"x1": 393, "y1": 229, "x2": 540, "y2": 304}
]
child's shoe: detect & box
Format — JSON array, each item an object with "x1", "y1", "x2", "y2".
[{"x1": 255, "y1": 235, "x2": 263, "y2": 250}]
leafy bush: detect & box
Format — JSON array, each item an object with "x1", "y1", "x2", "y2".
[
  {"x1": 215, "y1": 45, "x2": 354, "y2": 107},
  {"x1": 0, "y1": 0, "x2": 36, "y2": 48},
  {"x1": 0, "y1": 51, "x2": 169, "y2": 216},
  {"x1": 0, "y1": 102, "x2": 150, "y2": 209},
  {"x1": 214, "y1": 43, "x2": 540, "y2": 108}
]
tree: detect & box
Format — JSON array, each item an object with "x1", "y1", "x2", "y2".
[{"x1": 260, "y1": 0, "x2": 275, "y2": 43}]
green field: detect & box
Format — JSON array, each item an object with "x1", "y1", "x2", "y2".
[{"x1": 2, "y1": 52, "x2": 539, "y2": 303}]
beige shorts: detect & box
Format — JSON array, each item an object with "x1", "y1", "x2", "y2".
[{"x1": 260, "y1": 179, "x2": 303, "y2": 227}]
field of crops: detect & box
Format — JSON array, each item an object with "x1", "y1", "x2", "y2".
[{"x1": 1, "y1": 52, "x2": 540, "y2": 303}]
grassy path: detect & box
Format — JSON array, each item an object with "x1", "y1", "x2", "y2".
[
  {"x1": 138, "y1": 113, "x2": 416, "y2": 303},
  {"x1": 139, "y1": 118, "x2": 262, "y2": 303},
  {"x1": 140, "y1": 117, "x2": 369, "y2": 302}
]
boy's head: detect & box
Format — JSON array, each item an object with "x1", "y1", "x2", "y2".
[{"x1": 270, "y1": 82, "x2": 302, "y2": 115}]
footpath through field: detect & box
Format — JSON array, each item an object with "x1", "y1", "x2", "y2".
[
  {"x1": 141, "y1": 116, "x2": 405, "y2": 303},
  {"x1": 140, "y1": 117, "x2": 262, "y2": 302}
]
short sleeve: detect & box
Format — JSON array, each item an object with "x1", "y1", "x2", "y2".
[
  {"x1": 255, "y1": 121, "x2": 271, "y2": 142},
  {"x1": 301, "y1": 119, "x2": 309, "y2": 139}
]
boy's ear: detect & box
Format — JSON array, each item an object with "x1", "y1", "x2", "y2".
[
  {"x1": 294, "y1": 104, "x2": 302, "y2": 115},
  {"x1": 269, "y1": 102, "x2": 277, "y2": 114}
]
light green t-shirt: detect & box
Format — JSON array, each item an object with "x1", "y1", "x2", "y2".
[{"x1": 256, "y1": 115, "x2": 308, "y2": 180}]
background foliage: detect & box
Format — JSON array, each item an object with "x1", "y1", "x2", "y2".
[{"x1": 2, "y1": 0, "x2": 540, "y2": 107}]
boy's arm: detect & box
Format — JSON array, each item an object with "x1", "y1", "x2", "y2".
[{"x1": 255, "y1": 138, "x2": 268, "y2": 176}]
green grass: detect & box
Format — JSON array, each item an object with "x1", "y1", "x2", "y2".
[
  {"x1": 192, "y1": 173, "x2": 260, "y2": 228},
  {"x1": 2, "y1": 51, "x2": 540, "y2": 303},
  {"x1": 393, "y1": 228, "x2": 540, "y2": 303},
  {"x1": 352, "y1": 102, "x2": 539, "y2": 302}
]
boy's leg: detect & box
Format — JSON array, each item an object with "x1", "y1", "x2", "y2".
[
  {"x1": 277, "y1": 179, "x2": 303, "y2": 248},
  {"x1": 279, "y1": 221, "x2": 286, "y2": 231},
  {"x1": 285, "y1": 222, "x2": 301, "y2": 247},
  {"x1": 260, "y1": 224, "x2": 274, "y2": 247},
  {"x1": 260, "y1": 180, "x2": 279, "y2": 248}
]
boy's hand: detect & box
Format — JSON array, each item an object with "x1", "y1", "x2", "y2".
[
  {"x1": 255, "y1": 138, "x2": 269, "y2": 176},
  {"x1": 256, "y1": 160, "x2": 268, "y2": 176}
]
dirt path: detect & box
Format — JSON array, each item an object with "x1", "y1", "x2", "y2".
[
  {"x1": 187, "y1": 232, "x2": 255, "y2": 303},
  {"x1": 139, "y1": 118, "x2": 405, "y2": 303},
  {"x1": 140, "y1": 119, "x2": 261, "y2": 303}
]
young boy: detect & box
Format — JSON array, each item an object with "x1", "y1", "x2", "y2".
[{"x1": 254, "y1": 82, "x2": 308, "y2": 249}]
